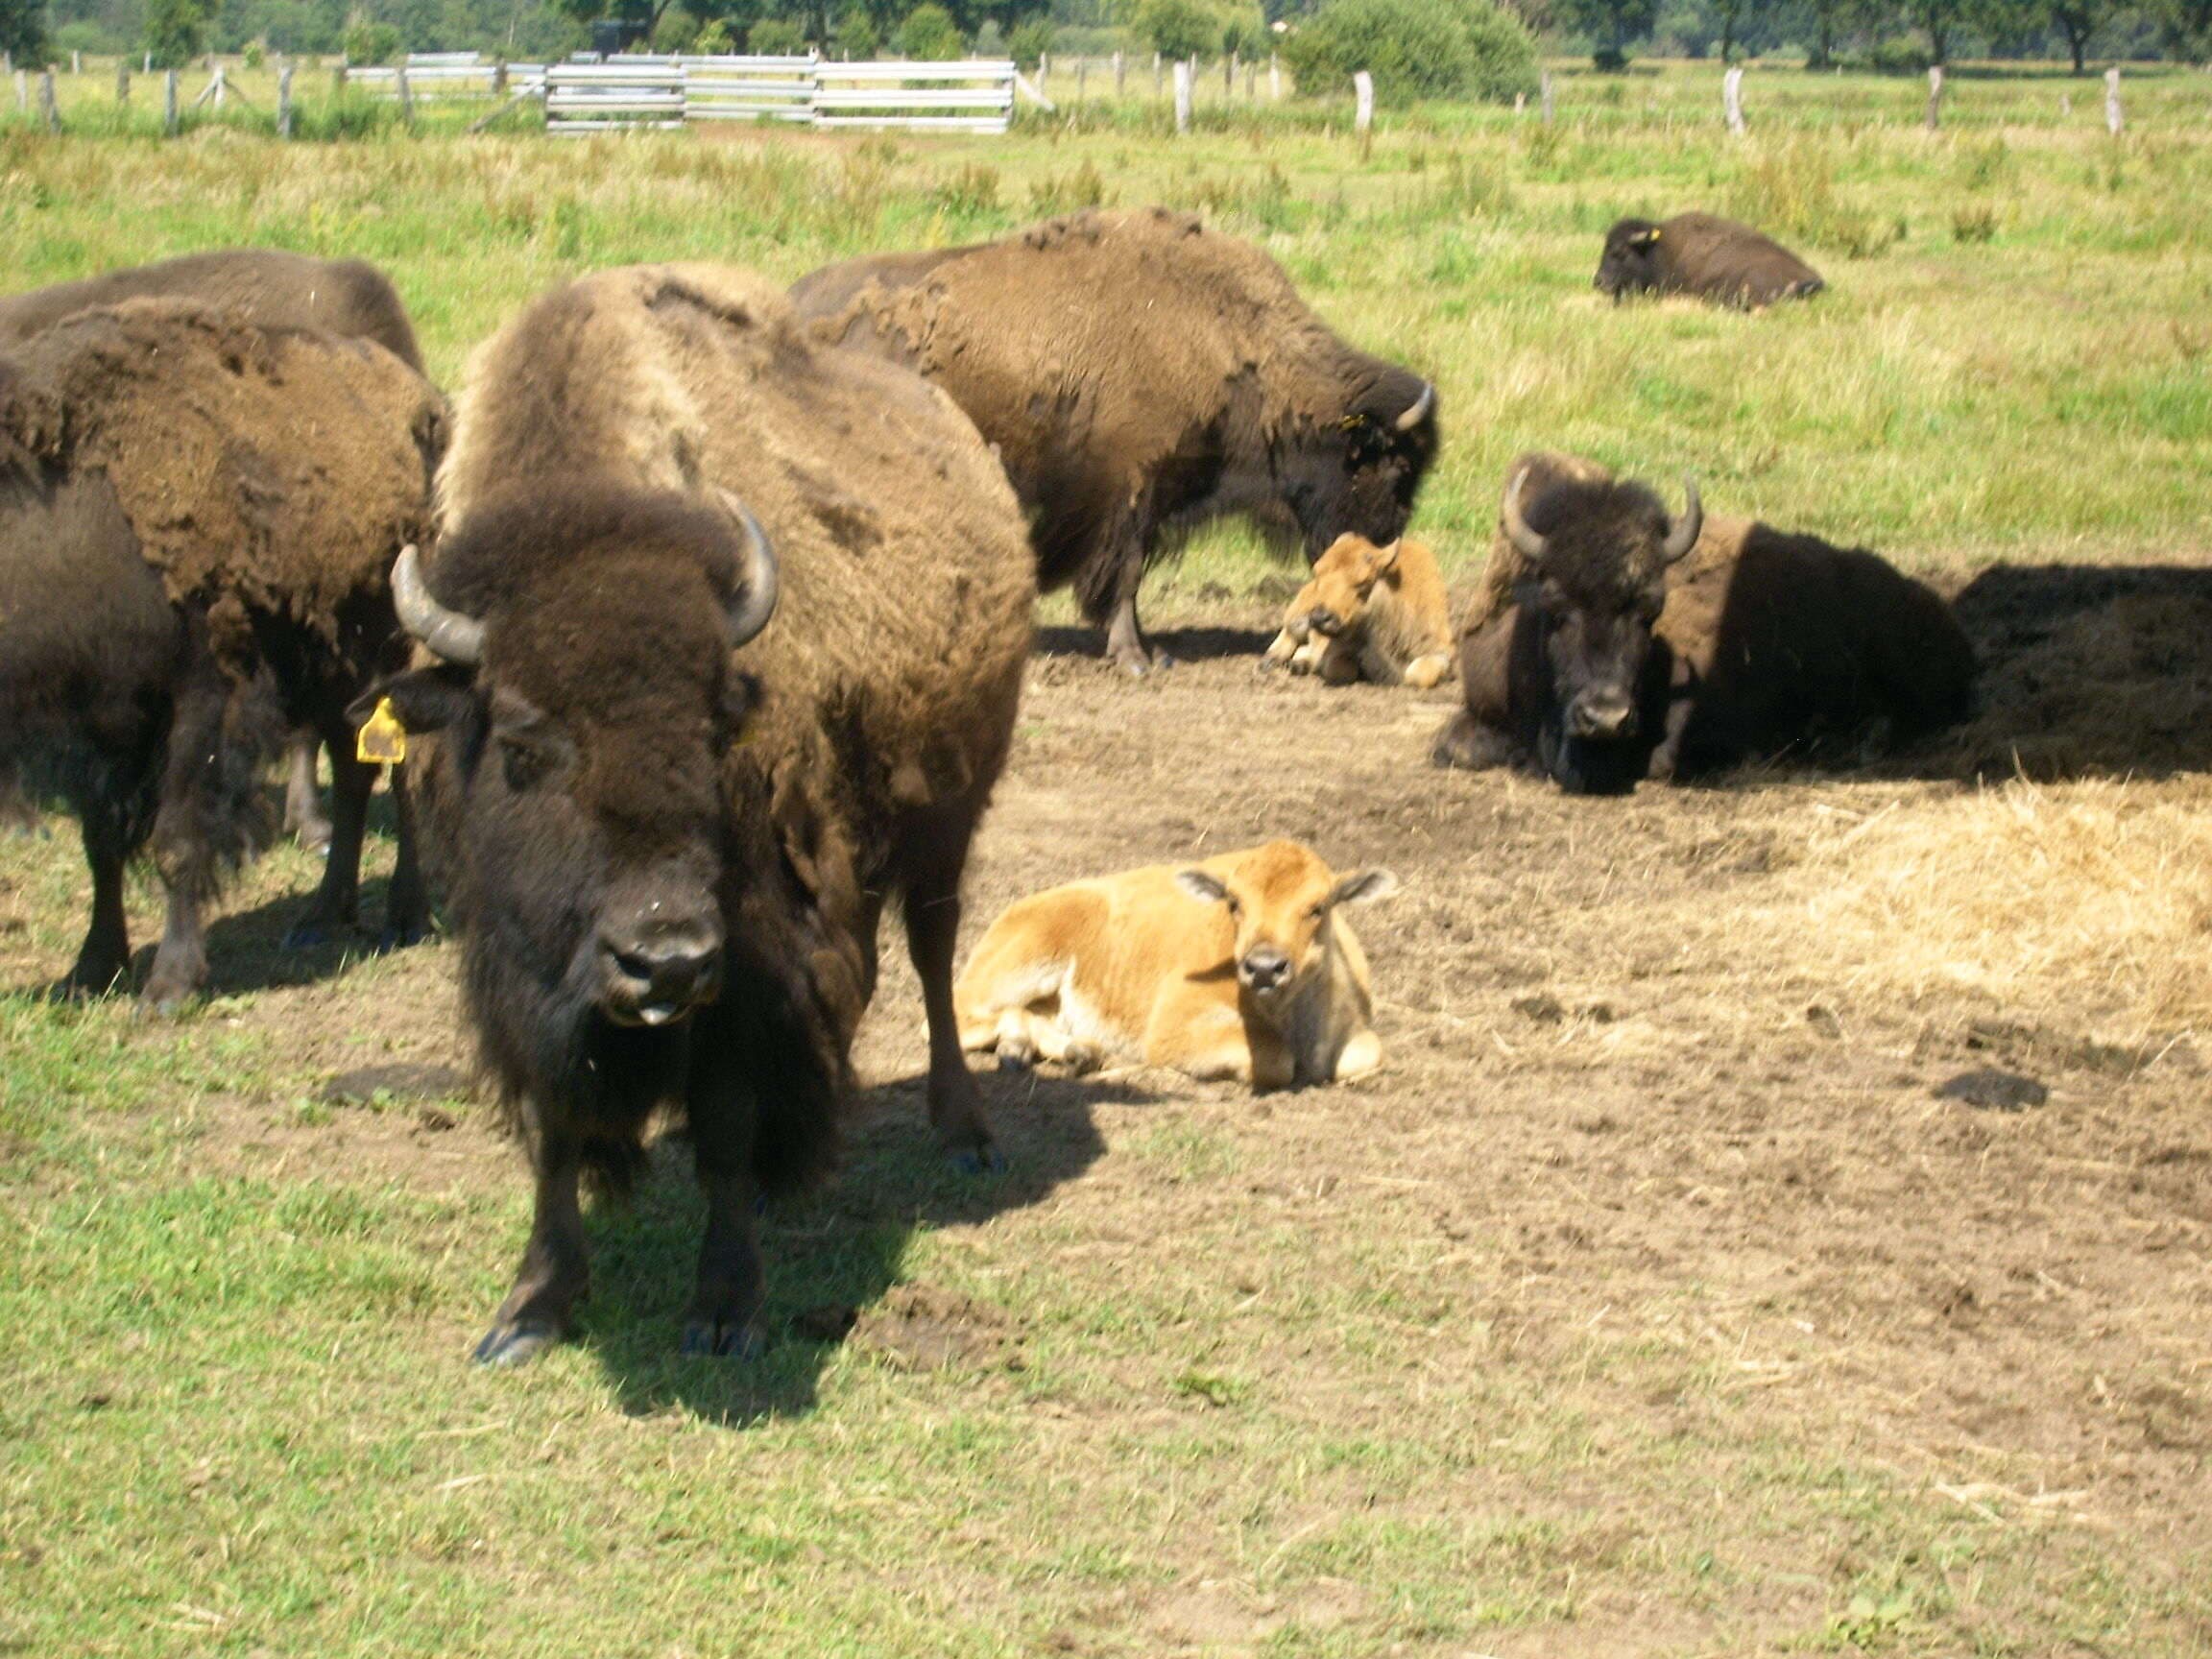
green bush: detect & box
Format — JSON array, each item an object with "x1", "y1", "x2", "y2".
[
  {"x1": 836, "y1": 9, "x2": 880, "y2": 57},
  {"x1": 897, "y1": 3, "x2": 964, "y2": 59},
  {"x1": 1008, "y1": 15, "x2": 1053, "y2": 66},
  {"x1": 1133, "y1": 0, "x2": 1220, "y2": 60},
  {"x1": 750, "y1": 16, "x2": 807, "y2": 54},
  {"x1": 1282, "y1": 0, "x2": 1536, "y2": 104},
  {"x1": 340, "y1": 10, "x2": 400, "y2": 65},
  {"x1": 691, "y1": 17, "x2": 734, "y2": 53}
]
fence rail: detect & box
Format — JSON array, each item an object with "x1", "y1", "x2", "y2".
[{"x1": 534, "y1": 55, "x2": 1016, "y2": 135}]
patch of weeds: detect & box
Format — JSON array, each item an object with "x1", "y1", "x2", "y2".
[
  {"x1": 1951, "y1": 202, "x2": 1998, "y2": 245},
  {"x1": 1733, "y1": 135, "x2": 1903, "y2": 259},
  {"x1": 931, "y1": 161, "x2": 1000, "y2": 217},
  {"x1": 1173, "y1": 1369, "x2": 1251, "y2": 1407},
  {"x1": 1027, "y1": 158, "x2": 1112, "y2": 218}
]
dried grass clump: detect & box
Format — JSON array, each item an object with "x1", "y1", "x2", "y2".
[{"x1": 1792, "y1": 777, "x2": 2212, "y2": 1037}]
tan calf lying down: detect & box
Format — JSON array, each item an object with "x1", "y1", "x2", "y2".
[
  {"x1": 1263, "y1": 534, "x2": 1454, "y2": 688},
  {"x1": 955, "y1": 840, "x2": 1397, "y2": 1089}
]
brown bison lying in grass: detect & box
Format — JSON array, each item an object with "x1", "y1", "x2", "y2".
[
  {"x1": 0, "y1": 300, "x2": 443, "y2": 1008},
  {"x1": 1595, "y1": 213, "x2": 1825, "y2": 309},
  {"x1": 1431, "y1": 452, "x2": 1975, "y2": 795},
  {"x1": 1262, "y1": 534, "x2": 1455, "y2": 689},
  {"x1": 956, "y1": 840, "x2": 1397, "y2": 1089}
]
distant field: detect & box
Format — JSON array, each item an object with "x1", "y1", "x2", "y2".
[{"x1": 2, "y1": 62, "x2": 2209, "y2": 1658}]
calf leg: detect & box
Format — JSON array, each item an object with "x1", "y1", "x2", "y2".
[
  {"x1": 283, "y1": 741, "x2": 373, "y2": 947},
  {"x1": 281, "y1": 735, "x2": 332, "y2": 852},
  {"x1": 475, "y1": 1128, "x2": 588, "y2": 1366}
]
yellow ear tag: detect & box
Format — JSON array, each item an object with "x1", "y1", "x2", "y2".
[{"x1": 356, "y1": 697, "x2": 408, "y2": 765}]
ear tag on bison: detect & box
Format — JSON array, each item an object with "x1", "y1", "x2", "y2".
[{"x1": 357, "y1": 698, "x2": 408, "y2": 765}]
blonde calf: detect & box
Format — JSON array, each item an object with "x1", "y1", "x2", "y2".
[
  {"x1": 956, "y1": 840, "x2": 1397, "y2": 1089},
  {"x1": 1263, "y1": 534, "x2": 1454, "y2": 688}
]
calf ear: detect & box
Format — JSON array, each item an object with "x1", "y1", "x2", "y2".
[
  {"x1": 1175, "y1": 870, "x2": 1229, "y2": 904},
  {"x1": 1366, "y1": 541, "x2": 1401, "y2": 579},
  {"x1": 1330, "y1": 869, "x2": 1401, "y2": 908},
  {"x1": 349, "y1": 667, "x2": 473, "y2": 737}
]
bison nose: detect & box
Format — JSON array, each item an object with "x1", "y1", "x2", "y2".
[
  {"x1": 599, "y1": 919, "x2": 724, "y2": 1026},
  {"x1": 1238, "y1": 946, "x2": 1292, "y2": 997},
  {"x1": 1569, "y1": 690, "x2": 1638, "y2": 740}
]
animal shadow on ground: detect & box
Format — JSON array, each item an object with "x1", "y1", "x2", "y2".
[
  {"x1": 1921, "y1": 564, "x2": 2212, "y2": 781},
  {"x1": 1037, "y1": 621, "x2": 1275, "y2": 666},
  {"x1": 578, "y1": 1067, "x2": 1141, "y2": 1426}
]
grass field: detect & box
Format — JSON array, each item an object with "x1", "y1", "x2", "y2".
[{"x1": 3, "y1": 61, "x2": 2210, "y2": 1656}]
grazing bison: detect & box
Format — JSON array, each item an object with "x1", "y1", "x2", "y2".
[
  {"x1": 956, "y1": 840, "x2": 1397, "y2": 1089},
  {"x1": 1594, "y1": 213, "x2": 1825, "y2": 309},
  {"x1": 1431, "y1": 452, "x2": 1975, "y2": 795},
  {"x1": 791, "y1": 207, "x2": 1438, "y2": 674},
  {"x1": 0, "y1": 249, "x2": 429, "y2": 852},
  {"x1": 1262, "y1": 534, "x2": 1455, "y2": 689},
  {"x1": 366, "y1": 264, "x2": 1034, "y2": 1364},
  {"x1": 0, "y1": 300, "x2": 443, "y2": 1007}
]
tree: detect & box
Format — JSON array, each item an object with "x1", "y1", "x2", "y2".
[
  {"x1": 1132, "y1": 0, "x2": 1220, "y2": 56},
  {"x1": 2045, "y1": 0, "x2": 2107, "y2": 70},
  {"x1": 1904, "y1": 0, "x2": 1960, "y2": 61},
  {"x1": 146, "y1": 0, "x2": 222, "y2": 63},
  {"x1": 1712, "y1": 0, "x2": 1754, "y2": 60},
  {"x1": 0, "y1": 0, "x2": 48, "y2": 61},
  {"x1": 1553, "y1": 0, "x2": 1660, "y2": 67},
  {"x1": 896, "y1": 0, "x2": 963, "y2": 54}
]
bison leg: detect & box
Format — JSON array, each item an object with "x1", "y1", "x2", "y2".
[
  {"x1": 681, "y1": 1159, "x2": 766, "y2": 1360},
  {"x1": 63, "y1": 808, "x2": 133, "y2": 998},
  {"x1": 139, "y1": 885, "x2": 209, "y2": 1018},
  {"x1": 381, "y1": 767, "x2": 431, "y2": 950},
  {"x1": 1429, "y1": 709, "x2": 1520, "y2": 772},
  {"x1": 281, "y1": 734, "x2": 332, "y2": 853},
  {"x1": 282, "y1": 743, "x2": 373, "y2": 948},
  {"x1": 476, "y1": 1129, "x2": 589, "y2": 1366},
  {"x1": 902, "y1": 822, "x2": 1000, "y2": 1173}
]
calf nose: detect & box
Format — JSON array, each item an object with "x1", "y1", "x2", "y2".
[
  {"x1": 1238, "y1": 945, "x2": 1292, "y2": 996},
  {"x1": 1569, "y1": 690, "x2": 1638, "y2": 740},
  {"x1": 600, "y1": 918, "x2": 724, "y2": 1026}
]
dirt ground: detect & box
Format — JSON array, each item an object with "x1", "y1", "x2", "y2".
[{"x1": 6, "y1": 557, "x2": 2210, "y2": 1651}]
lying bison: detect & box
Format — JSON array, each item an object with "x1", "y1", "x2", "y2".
[
  {"x1": 1594, "y1": 213, "x2": 1824, "y2": 309},
  {"x1": 0, "y1": 249, "x2": 429, "y2": 853},
  {"x1": 1431, "y1": 452, "x2": 1975, "y2": 794},
  {"x1": 366, "y1": 265, "x2": 1034, "y2": 1364},
  {"x1": 791, "y1": 207, "x2": 1437, "y2": 674},
  {"x1": 0, "y1": 300, "x2": 443, "y2": 1007},
  {"x1": 956, "y1": 840, "x2": 1397, "y2": 1089}
]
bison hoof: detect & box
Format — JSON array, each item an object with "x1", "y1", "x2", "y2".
[
  {"x1": 282, "y1": 920, "x2": 334, "y2": 950},
  {"x1": 680, "y1": 1317, "x2": 765, "y2": 1360},
  {"x1": 996, "y1": 1050, "x2": 1034, "y2": 1073},
  {"x1": 376, "y1": 922, "x2": 431, "y2": 953},
  {"x1": 135, "y1": 983, "x2": 199, "y2": 1020},
  {"x1": 948, "y1": 1143, "x2": 1007, "y2": 1178},
  {"x1": 473, "y1": 1319, "x2": 562, "y2": 1366}
]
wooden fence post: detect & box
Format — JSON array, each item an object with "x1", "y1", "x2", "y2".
[
  {"x1": 397, "y1": 63, "x2": 413, "y2": 122},
  {"x1": 1113, "y1": 50, "x2": 1124, "y2": 97},
  {"x1": 1269, "y1": 53, "x2": 1280, "y2": 101},
  {"x1": 493, "y1": 59, "x2": 508, "y2": 95},
  {"x1": 71, "y1": 50, "x2": 82, "y2": 75},
  {"x1": 1353, "y1": 69, "x2": 1373, "y2": 144},
  {"x1": 1925, "y1": 64, "x2": 1943, "y2": 131},
  {"x1": 1152, "y1": 52, "x2": 1162, "y2": 101},
  {"x1": 116, "y1": 61, "x2": 129, "y2": 105},
  {"x1": 1723, "y1": 64, "x2": 1745, "y2": 134},
  {"x1": 1172, "y1": 58, "x2": 1190, "y2": 132},
  {"x1": 1223, "y1": 51, "x2": 1234, "y2": 94},
  {"x1": 2104, "y1": 65, "x2": 2122, "y2": 135},
  {"x1": 38, "y1": 68, "x2": 59, "y2": 132},
  {"x1": 278, "y1": 61, "x2": 295, "y2": 136},
  {"x1": 334, "y1": 60, "x2": 349, "y2": 96},
  {"x1": 1540, "y1": 68, "x2": 1554, "y2": 122},
  {"x1": 163, "y1": 67, "x2": 179, "y2": 133},
  {"x1": 1075, "y1": 59, "x2": 1085, "y2": 107},
  {"x1": 12, "y1": 69, "x2": 25, "y2": 113},
  {"x1": 1036, "y1": 53, "x2": 1047, "y2": 95},
  {"x1": 1243, "y1": 60, "x2": 1254, "y2": 99}
]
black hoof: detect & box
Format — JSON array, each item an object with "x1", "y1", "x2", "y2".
[
  {"x1": 375, "y1": 924, "x2": 430, "y2": 954},
  {"x1": 996, "y1": 1051, "x2": 1034, "y2": 1073},
  {"x1": 681, "y1": 1318, "x2": 764, "y2": 1359},
  {"x1": 948, "y1": 1143, "x2": 1007, "y2": 1177},
  {"x1": 473, "y1": 1320, "x2": 561, "y2": 1366},
  {"x1": 282, "y1": 922, "x2": 333, "y2": 950}
]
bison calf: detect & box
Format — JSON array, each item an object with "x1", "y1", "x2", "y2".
[
  {"x1": 0, "y1": 301, "x2": 440, "y2": 1008},
  {"x1": 1595, "y1": 213, "x2": 1824, "y2": 310},
  {"x1": 1263, "y1": 535, "x2": 1454, "y2": 689},
  {"x1": 1432, "y1": 452, "x2": 1975, "y2": 795},
  {"x1": 956, "y1": 840, "x2": 1397, "y2": 1089}
]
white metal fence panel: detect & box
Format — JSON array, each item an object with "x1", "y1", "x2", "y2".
[
  {"x1": 546, "y1": 60, "x2": 685, "y2": 132},
  {"x1": 682, "y1": 55, "x2": 816, "y2": 122},
  {"x1": 812, "y1": 60, "x2": 1015, "y2": 132}
]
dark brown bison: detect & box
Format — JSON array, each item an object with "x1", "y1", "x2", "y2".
[
  {"x1": 364, "y1": 265, "x2": 1034, "y2": 1365},
  {"x1": 0, "y1": 300, "x2": 443, "y2": 1008},
  {"x1": 0, "y1": 249, "x2": 429, "y2": 853},
  {"x1": 1594, "y1": 213, "x2": 1825, "y2": 309},
  {"x1": 790, "y1": 206, "x2": 1437, "y2": 674},
  {"x1": 1431, "y1": 452, "x2": 1975, "y2": 795}
]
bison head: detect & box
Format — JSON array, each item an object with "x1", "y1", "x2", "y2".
[
  {"x1": 1503, "y1": 466, "x2": 1700, "y2": 795},
  {"x1": 1174, "y1": 840, "x2": 1397, "y2": 1010},
  {"x1": 363, "y1": 486, "x2": 778, "y2": 1038},
  {"x1": 1594, "y1": 220, "x2": 1669, "y2": 301},
  {"x1": 1285, "y1": 370, "x2": 1437, "y2": 559}
]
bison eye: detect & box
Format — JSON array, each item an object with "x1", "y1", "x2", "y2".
[
  {"x1": 496, "y1": 733, "x2": 554, "y2": 792},
  {"x1": 1225, "y1": 896, "x2": 1243, "y2": 918}
]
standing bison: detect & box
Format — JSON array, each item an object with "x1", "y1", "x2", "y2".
[
  {"x1": 1594, "y1": 213, "x2": 1825, "y2": 309},
  {"x1": 0, "y1": 300, "x2": 443, "y2": 1007},
  {"x1": 791, "y1": 207, "x2": 1438, "y2": 674},
  {"x1": 366, "y1": 265, "x2": 1034, "y2": 1364},
  {"x1": 1431, "y1": 452, "x2": 1975, "y2": 794},
  {"x1": 0, "y1": 249, "x2": 430, "y2": 853}
]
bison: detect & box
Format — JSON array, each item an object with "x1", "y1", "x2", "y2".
[
  {"x1": 364, "y1": 264, "x2": 1035, "y2": 1364},
  {"x1": 0, "y1": 249, "x2": 429, "y2": 854},
  {"x1": 0, "y1": 299, "x2": 443, "y2": 1008},
  {"x1": 790, "y1": 207, "x2": 1438, "y2": 675},
  {"x1": 956, "y1": 840, "x2": 1398, "y2": 1089},
  {"x1": 1262, "y1": 534, "x2": 1455, "y2": 689},
  {"x1": 1594, "y1": 213, "x2": 1825, "y2": 309},
  {"x1": 1431, "y1": 452, "x2": 1975, "y2": 795}
]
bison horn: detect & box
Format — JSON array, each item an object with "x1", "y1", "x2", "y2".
[
  {"x1": 1501, "y1": 468, "x2": 1549, "y2": 565},
  {"x1": 1661, "y1": 476, "x2": 1702, "y2": 565},
  {"x1": 1392, "y1": 379, "x2": 1435, "y2": 435},
  {"x1": 393, "y1": 543, "x2": 485, "y2": 666},
  {"x1": 717, "y1": 492, "x2": 780, "y2": 649}
]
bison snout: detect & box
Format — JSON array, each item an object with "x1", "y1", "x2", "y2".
[
  {"x1": 1238, "y1": 945, "x2": 1293, "y2": 998},
  {"x1": 1567, "y1": 690, "x2": 1639, "y2": 741},
  {"x1": 599, "y1": 916, "x2": 725, "y2": 1027}
]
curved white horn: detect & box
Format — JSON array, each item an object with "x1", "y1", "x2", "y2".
[
  {"x1": 1501, "y1": 468, "x2": 1548, "y2": 565},
  {"x1": 1661, "y1": 476, "x2": 1702, "y2": 565},
  {"x1": 1393, "y1": 379, "x2": 1435, "y2": 434},
  {"x1": 718, "y1": 494, "x2": 780, "y2": 649},
  {"x1": 393, "y1": 544, "x2": 484, "y2": 666}
]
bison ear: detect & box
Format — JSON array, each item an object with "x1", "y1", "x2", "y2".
[
  {"x1": 1175, "y1": 869, "x2": 1230, "y2": 905},
  {"x1": 1329, "y1": 869, "x2": 1400, "y2": 909},
  {"x1": 349, "y1": 667, "x2": 473, "y2": 738}
]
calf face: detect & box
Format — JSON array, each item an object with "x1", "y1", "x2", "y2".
[
  {"x1": 1502, "y1": 467, "x2": 1699, "y2": 791},
  {"x1": 1173, "y1": 841, "x2": 1396, "y2": 1007},
  {"x1": 1265, "y1": 535, "x2": 1398, "y2": 675}
]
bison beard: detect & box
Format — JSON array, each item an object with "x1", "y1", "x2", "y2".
[{"x1": 373, "y1": 264, "x2": 1034, "y2": 1366}]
